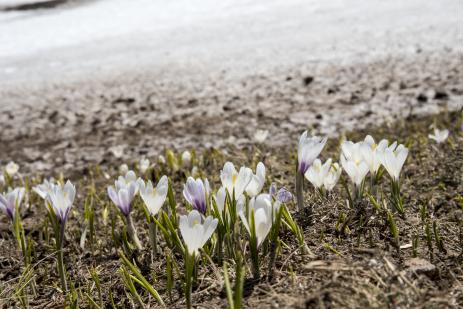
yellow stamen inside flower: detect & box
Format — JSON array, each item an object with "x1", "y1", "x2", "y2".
[{"x1": 232, "y1": 174, "x2": 237, "y2": 185}]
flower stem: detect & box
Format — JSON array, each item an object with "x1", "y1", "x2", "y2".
[
  {"x1": 296, "y1": 171, "x2": 305, "y2": 211},
  {"x1": 148, "y1": 220, "x2": 158, "y2": 259},
  {"x1": 250, "y1": 242, "x2": 260, "y2": 280},
  {"x1": 126, "y1": 214, "x2": 143, "y2": 250},
  {"x1": 57, "y1": 222, "x2": 68, "y2": 292},
  {"x1": 184, "y1": 252, "x2": 195, "y2": 309}
]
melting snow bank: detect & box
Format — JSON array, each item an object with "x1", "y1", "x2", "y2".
[{"x1": 0, "y1": 0, "x2": 463, "y2": 85}]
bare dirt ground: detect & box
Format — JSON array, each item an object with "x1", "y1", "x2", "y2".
[
  {"x1": 1, "y1": 0, "x2": 462, "y2": 174},
  {"x1": 0, "y1": 110, "x2": 462, "y2": 308},
  {"x1": 0, "y1": 51, "x2": 462, "y2": 175},
  {"x1": 0, "y1": 1, "x2": 463, "y2": 308}
]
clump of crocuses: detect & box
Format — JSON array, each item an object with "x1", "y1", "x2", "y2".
[{"x1": 296, "y1": 131, "x2": 327, "y2": 210}]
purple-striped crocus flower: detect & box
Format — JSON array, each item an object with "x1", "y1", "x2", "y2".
[
  {"x1": 0, "y1": 187, "x2": 25, "y2": 220},
  {"x1": 297, "y1": 131, "x2": 327, "y2": 175},
  {"x1": 107, "y1": 177, "x2": 138, "y2": 217},
  {"x1": 183, "y1": 177, "x2": 208, "y2": 214},
  {"x1": 277, "y1": 187, "x2": 293, "y2": 203},
  {"x1": 46, "y1": 181, "x2": 76, "y2": 223}
]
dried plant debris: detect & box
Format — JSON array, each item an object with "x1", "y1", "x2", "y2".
[{"x1": 0, "y1": 110, "x2": 461, "y2": 308}]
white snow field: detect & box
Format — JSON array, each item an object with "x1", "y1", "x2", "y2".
[{"x1": 0, "y1": 0, "x2": 462, "y2": 85}]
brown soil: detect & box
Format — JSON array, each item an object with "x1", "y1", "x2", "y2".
[
  {"x1": 0, "y1": 108, "x2": 462, "y2": 308},
  {"x1": 0, "y1": 51, "x2": 462, "y2": 177}
]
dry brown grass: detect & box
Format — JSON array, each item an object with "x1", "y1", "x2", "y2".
[{"x1": 0, "y1": 110, "x2": 462, "y2": 308}]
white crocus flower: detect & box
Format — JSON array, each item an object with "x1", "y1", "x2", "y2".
[
  {"x1": 183, "y1": 177, "x2": 208, "y2": 214},
  {"x1": 380, "y1": 144, "x2": 409, "y2": 181},
  {"x1": 254, "y1": 129, "x2": 269, "y2": 144},
  {"x1": 5, "y1": 161, "x2": 19, "y2": 177},
  {"x1": 108, "y1": 171, "x2": 138, "y2": 216},
  {"x1": 239, "y1": 194, "x2": 273, "y2": 247},
  {"x1": 139, "y1": 158, "x2": 150, "y2": 174},
  {"x1": 428, "y1": 128, "x2": 449, "y2": 144},
  {"x1": 360, "y1": 135, "x2": 389, "y2": 174},
  {"x1": 304, "y1": 159, "x2": 331, "y2": 189},
  {"x1": 137, "y1": 176, "x2": 168, "y2": 216},
  {"x1": 298, "y1": 131, "x2": 327, "y2": 175},
  {"x1": 182, "y1": 151, "x2": 192, "y2": 167},
  {"x1": 246, "y1": 162, "x2": 266, "y2": 197},
  {"x1": 220, "y1": 162, "x2": 253, "y2": 199},
  {"x1": 46, "y1": 181, "x2": 76, "y2": 223},
  {"x1": 33, "y1": 179, "x2": 56, "y2": 200},
  {"x1": 323, "y1": 162, "x2": 342, "y2": 191},
  {"x1": 341, "y1": 141, "x2": 369, "y2": 186},
  {"x1": 0, "y1": 187, "x2": 25, "y2": 220},
  {"x1": 179, "y1": 210, "x2": 218, "y2": 255}
]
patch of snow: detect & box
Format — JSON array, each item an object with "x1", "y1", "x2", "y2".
[{"x1": 0, "y1": 0, "x2": 462, "y2": 84}]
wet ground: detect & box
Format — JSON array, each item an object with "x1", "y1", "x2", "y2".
[
  {"x1": 0, "y1": 0, "x2": 462, "y2": 174},
  {"x1": 1, "y1": 51, "x2": 462, "y2": 174}
]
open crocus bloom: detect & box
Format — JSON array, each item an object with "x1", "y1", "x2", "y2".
[
  {"x1": 380, "y1": 144, "x2": 409, "y2": 181},
  {"x1": 360, "y1": 135, "x2": 389, "y2": 174},
  {"x1": 0, "y1": 187, "x2": 25, "y2": 220},
  {"x1": 323, "y1": 162, "x2": 342, "y2": 191},
  {"x1": 179, "y1": 210, "x2": 218, "y2": 255},
  {"x1": 108, "y1": 177, "x2": 138, "y2": 217},
  {"x1": 220, "y1": 162, "x2": 252, "y2": 199},
  {"x1": 183, "y1": 177, "x2": 208, "y2": 214},
  {"x1": 5, "y1": 161, "x2": 19, "y2": 177},
  {"x1": 304, "y1": 159, "x2": 332, "y2": 189},
  {"x1": 298, "y1": 131, "x2": 327, "y2": 175},
  {"x1": 46, "y1": 181, "x2": 76, "y2": 223},
  {"x1": 429, "y1": 128, "x2": 449, "y2": 144},
  {"x1": 33, "y1": 179, "x2": 56, "y2": 200},
  {"x1": 341, "y1": 142, "x2": 369, "y2": 186},
  {"x1": 246, "y1": 162, "x2": 266, "y2": 197},
  {"x1": 138, "y1": 176, "x2": 168, "y2": 216},
  {"x1": 239, "y1": 194, "x2": 273, "y2": 247}
]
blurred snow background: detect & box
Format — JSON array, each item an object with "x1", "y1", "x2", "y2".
[{"x1": 0, "y1": 0, "x2": 462, "y2": 84}]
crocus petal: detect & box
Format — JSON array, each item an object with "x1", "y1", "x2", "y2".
[
  {"x1": 254, "y1": 208, "x2": 271, "y2": 247},
  {"x1": 108, "y1": 186, "x2": 119, "y2": 206},
  {"x1": 246, "y1": 162, "x2": 266, "y2": 197},
  {"x1": 180, "y1": 210, "x2": 217, "y2": 255},
  {"x1": 215, "y1": 187, "x2": 226, "y2": 213}
]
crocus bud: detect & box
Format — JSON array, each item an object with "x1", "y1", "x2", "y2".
[
  {"x1": 119, "y1": 163, "x2": 129, "y2": 175},
  {"x1": 182, "y1": 151, "x2": 192, "y2": 167}
]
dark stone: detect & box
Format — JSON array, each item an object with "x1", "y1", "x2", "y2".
[
  {"x1": 303, "y1": 76, "x2": 314, "y2": 86},
  {"x1": 434, "y1": 91, "x2": 448, "y2": 100},
  {"x1": 417, "y1": 93, "x2": 427, "y2": 102}
]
